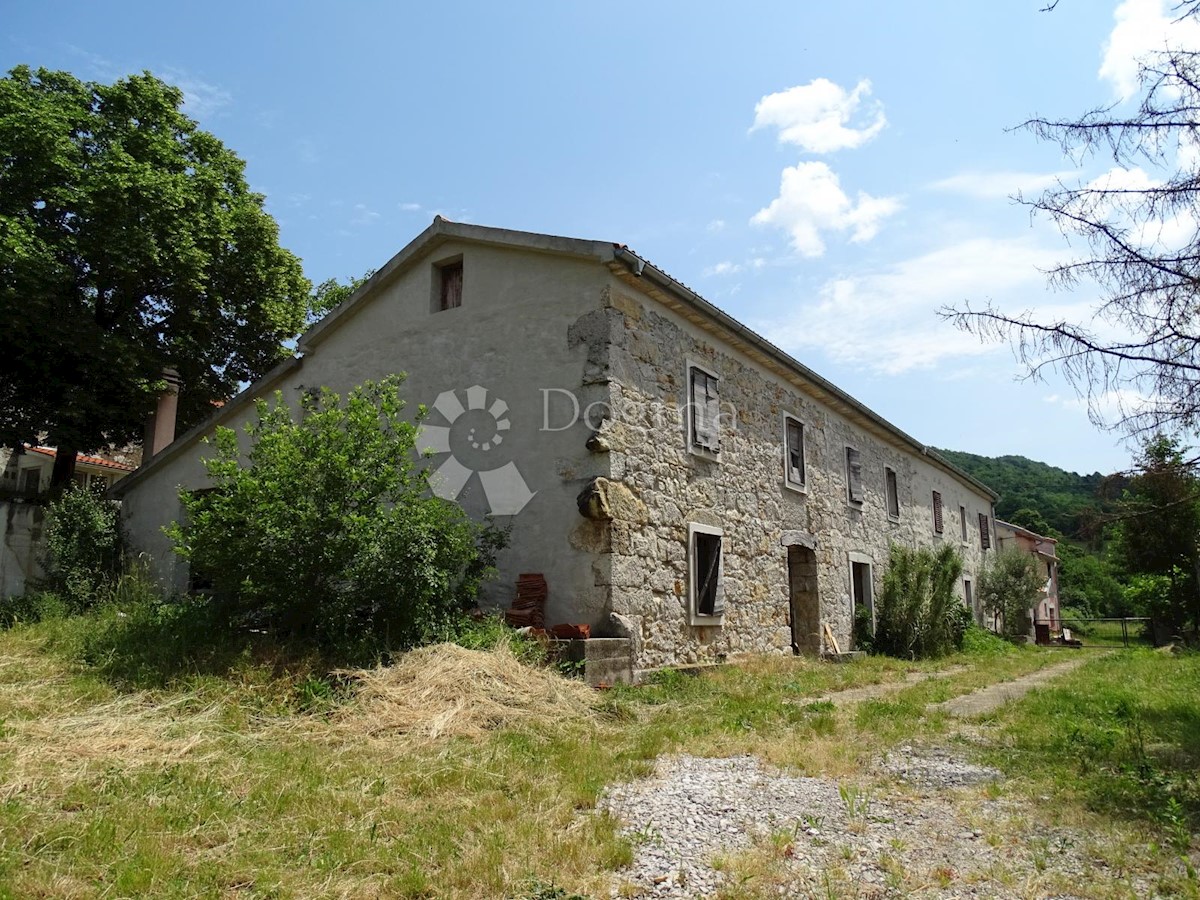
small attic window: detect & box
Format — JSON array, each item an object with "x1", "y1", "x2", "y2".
[{"x1": 436, "y1": 259, "x2": 463, "y2": 311}]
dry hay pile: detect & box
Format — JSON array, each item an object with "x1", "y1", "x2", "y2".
[{"x1": 333, "y1": 641, "x2": 598, "y2": 742}]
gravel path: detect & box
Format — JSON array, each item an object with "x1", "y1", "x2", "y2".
[
  {"x1": 931, "y1": 654, "x2": 1093, "y2": 718},
  {"x1": 599, "y1": 749, "x2": 1151, "y2": 899},
  {"x1": 598, "y1": 655, "x2": 1150, "y2": 898},
  {"x1": 807, "y1": 666, "x2": 966, "y2": 706}
]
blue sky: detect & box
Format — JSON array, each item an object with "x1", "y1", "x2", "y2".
[{"x1": 5, "y1": 0, "x2": 1191, "y2": 475}]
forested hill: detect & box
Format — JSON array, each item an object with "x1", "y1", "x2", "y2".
[{"x1": 933, "y1": 449, "x2": 1122, "y2": 540}]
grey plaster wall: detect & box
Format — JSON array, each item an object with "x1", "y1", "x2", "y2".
[
  {"x1": 120, "y1": 241, "x2": 613, "y2": 626},
  {"x1": 591, "y1": 282, "x2": 996, "y2": 672}
]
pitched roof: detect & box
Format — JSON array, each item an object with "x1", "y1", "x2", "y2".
[
  {"x1": 25, "y1": 446, "x2": 136, "y2": 473},
  {"x1": 113, "y1": 217, "x2": 998, "y2": 501}
]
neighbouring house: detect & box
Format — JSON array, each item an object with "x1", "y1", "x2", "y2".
[
  {"x1": 1, "y1": 445, "x2": 137, "y2": 497},
  {"x1": 112, "y1": 218, "x2": 1000, "y2": 680},
  {"x1": 0, "y1": 445, "x2": 137, "y2": 598},
  {"x1": 995, "y1": 519, "x2": 1060, "y2": 636}
]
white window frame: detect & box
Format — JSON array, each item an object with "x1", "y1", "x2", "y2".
[
  {"x1": 884, "y1": 466, "x2": 900, "y2": 521},
  {"x1": 685, "y1": 359, "x2": 721, "y2": 461},
  {"x1": 688, "y1": 521, "x2": 725, "y2": 626},
  {"x1": 782, "y1": 413, "x2": 806, "y2": 493},
  {"x1": 845, "y1": 445, "x2": 864, "y2": 506},
  {"x1": 848, "y1": 551, "x2": 875, "y2": 634}
]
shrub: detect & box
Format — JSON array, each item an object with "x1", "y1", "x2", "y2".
[
  {"x1": 978, "y1": 546, "x2": 1044, "y2": 639},
  {"x1": 36, "y1": 485, "x2": 124, "y2": 612},
  {"x1": 873, "y1": 543, "x2": 966, "y2": 659},
  {"x1": 167, "y1": 376, "x2": 506, "y2": 661}
]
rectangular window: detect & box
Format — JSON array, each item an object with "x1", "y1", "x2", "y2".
[
  {"x1": 20, "y1": 469, "x2": 40, "y2": 493},
  {"x1": 688, "y1": 365, "x2": 721, "y2": 455},
  {"x1": 979, "y1": 513, "x2": 992, "y2": 549},
  {"x1": 885, "y1": 468, "x2": 900, "y2": 519},
  {"x1": 784, "y1": 416, "x2": 805, "y2": 489},
  {"x1": 845, "y1": 447, "x2": 863, "y2": 504},
  {"x1": 688, "y1": 523, "x2": 724, "y2": 623},
  {"x1": 932, "y1": 491, "x2": 944, "y2": 534},
  {"x1": 960, "y1": 505, "x2": 968, "y2": 542},
  {"x1": 964, "y1": 578, "x2": 973, "y2": 612},
  {"x1": 438, "y1": 260, "x2": 463, "y2": 311}
]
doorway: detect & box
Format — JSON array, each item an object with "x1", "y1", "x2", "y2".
[
  {"x1": 788, "y1": 545, "x2": 820, "y2": 655},
  {"x1": 850, "y1": 558, "x2": 874, "y2": 650}
]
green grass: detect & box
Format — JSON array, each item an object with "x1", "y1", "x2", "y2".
[
  {"x1": 979, "y1": 649, "x2": 1200, "y2": 834},
  {"x1": 0, "y1": 611, "x2": 1183, "y2": 898}
]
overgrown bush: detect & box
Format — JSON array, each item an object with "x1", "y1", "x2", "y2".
[
  {"x1": 872, "y1": 543, "x2": 966, "y2": 659},
  {"x1": 978, "y1": 546, "x2": 1044, "y2": 638},
  {"x1": 168, "y1": 376, "x2": 506, "y2": 661},
  {"x1": 36, "y1": 485, "x2": 124, "y2": 612}
]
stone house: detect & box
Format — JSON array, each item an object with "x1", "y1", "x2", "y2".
[
  {"x1": 112, "y1": 218, "x2": 999, "y2": 679},
  {"x1": 995, "y1": 519, "x2": 1059, "y2": 633}
]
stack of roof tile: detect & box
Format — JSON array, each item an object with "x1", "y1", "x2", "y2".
[{"x1": 505, "y1": 573, "x2": 547, "y2": 629}]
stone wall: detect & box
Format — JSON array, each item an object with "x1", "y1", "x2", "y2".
[
  {"x1": 590, "y1": 282, "x2": 996, "y2": 674},
  {"x1": 0, "y1": 500, "x2": 44, "y2": 599}
]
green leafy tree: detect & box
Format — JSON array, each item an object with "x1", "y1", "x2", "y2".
[
  {"x1": 37, "y1": 484, "x2": 124, "y2": 611},
  {"x1": 873, "y1": 543, "x2": 967, "y2": 659},
  {"x1": 1111, "y1": 435, "x2": 1200, "y2": 634},
  {"x1": 978, "y1": 547, "x2": 1044, "y2": 638},
  {"x1": 0, "y1": 66, "x2": 310, "y2": 486},
  {"x1": 308, "y1": 269, "x2": 375, "y2": 322},
  {"x1": 167, "y1": 376, "x2": 504, "y2": 657},
  {"x1": 1056, "y1": 541, "x2": 1124, "y2": 618}
]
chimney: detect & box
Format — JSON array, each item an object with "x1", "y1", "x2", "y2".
[{"x1": 143, "y1": 368, "x2": 181, "y2": 461}]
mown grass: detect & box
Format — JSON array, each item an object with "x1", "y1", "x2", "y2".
[{"x1": 0, "y1": 612, "x2": 1106, "y2": 899}]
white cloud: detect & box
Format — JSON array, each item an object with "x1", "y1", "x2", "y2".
[
  {"x1": 751, "y1": 161, "x2": 900, "y2": 256},
  {"x1": 707, "y1": 219, "x2": 726, "y2": 233},
  {"x1": 1044, "y1": 387, "x2": 1156, "y2": 422},
  {"x1": 760, "y1": 235, "x2": 1073, "y2": 374},
  {"x1": 928, "y1": 170, "x2": 1071, "y2": 200},
  {"x1": 1100, "y1": 0, "x2": 1200, "y2": 101},
  {"x1": 159, "y1": 67, "x2": 231, "y2": 118},
  {"x1": 350, "y1": 203, "x2": 380, "y2": 226},
  {"x1": 400, "y1": 202, "x2": 422, "y2": 212},
  {"x1": 704, "y1": 261, "x2": 742, "y2": 277},
  {"x1": 751, "y1": 79, "x2": 886, "y2": 154}
]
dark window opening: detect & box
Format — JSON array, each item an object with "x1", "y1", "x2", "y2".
[
  {"x1": 694, "y1": 531, "x2": 723, "y2": 617},
  {"x1": 438, "y1": 260, "x2": 463, "y2": 311},
  {"x1": 885, "y1": 468, "x2": 899, "y2": 518}
]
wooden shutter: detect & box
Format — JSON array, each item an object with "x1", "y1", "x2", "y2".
[
  {"x1": 690, "y1": 368, "x2": 720, "y2": 452},
  {"x1": 979, "y1": 513, "x2": 991, "y2": 549},
  {"x1": 846, "y1": 447, "x2": 863, "y2": 503},
  {"x1": 932, "y1": 491, "x2": 943, "y2": 533},
  {"x1": 786, "y1": 418, "x2": 804, "y2": 485}
]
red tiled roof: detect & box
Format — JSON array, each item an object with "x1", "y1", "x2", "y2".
[{"x1": 25, "y1": 446, "x2": 136, "y2": 472}]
